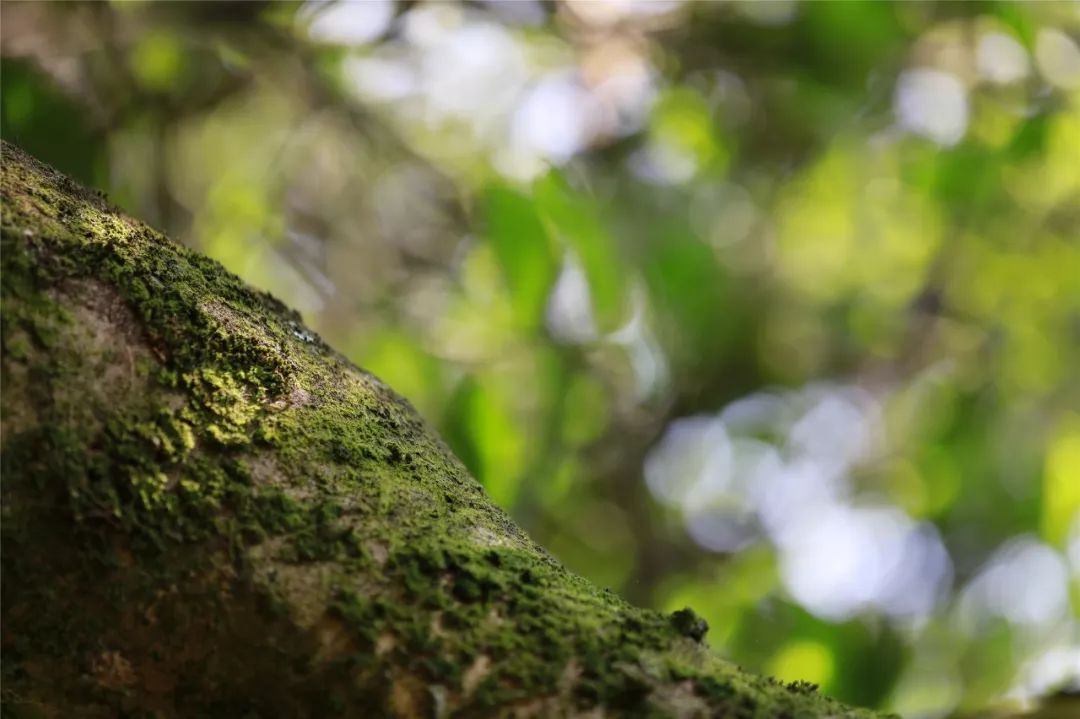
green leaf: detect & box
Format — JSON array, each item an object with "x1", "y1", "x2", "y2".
[
  {"x1": 534, "y1": 172, "x2": 628, "y2": 332},
  {"x1": 1042, "y1": 413, "x2": 1080, "y2": 547},
  {"x1": 441, "y1": 375, "x2": 525, "y2": 509},
  {"x1": 643, "y1": 223, "x2": 735, "y2": 368},
  {"x1": 482, "y1": 184, "x2": 558, "y2": 332}
]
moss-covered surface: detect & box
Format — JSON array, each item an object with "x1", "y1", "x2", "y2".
[{"x1": 0, "y1": 141, "x2": 888, "y2": 718}]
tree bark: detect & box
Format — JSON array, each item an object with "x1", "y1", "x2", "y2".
[{"x1": 0, "y1": 141, "x2": 885, "y2": 718}]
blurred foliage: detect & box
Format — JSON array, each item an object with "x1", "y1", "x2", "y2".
[{"x1": 2, "y1": 1, "x2": 1078, "y2": 715}]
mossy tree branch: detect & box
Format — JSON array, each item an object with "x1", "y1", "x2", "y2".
[{"x1": 0, "y1": 141, "x2": 886, "y2": 718}]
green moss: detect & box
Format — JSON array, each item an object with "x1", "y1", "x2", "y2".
[{"x1": 670, "y1": 607, "x2": 710, "y2": 642}]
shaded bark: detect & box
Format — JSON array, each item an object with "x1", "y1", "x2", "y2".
[{"x1": 0, "y1": 141, "x2": 885, "y2": 718}]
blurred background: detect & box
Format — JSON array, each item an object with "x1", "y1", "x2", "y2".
[{"x1": 2, "y1": 0, "x2": 1078, "y2": 715}]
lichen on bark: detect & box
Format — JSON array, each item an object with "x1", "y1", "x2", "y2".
[{"x1": 0, "y1": 141, "x2": 888, "y2": 718}]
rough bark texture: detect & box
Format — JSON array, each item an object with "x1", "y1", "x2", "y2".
[{"x1": 0, "y1": 141, "x2": 886, "y2": 718}]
